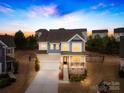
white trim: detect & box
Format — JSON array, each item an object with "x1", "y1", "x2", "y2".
[
  {"x1": 0, "y1": 40, "x2": 8, "y2": 47},
  {"x1": 67, "y1": 34, "x2": 86, "y2": 42}
]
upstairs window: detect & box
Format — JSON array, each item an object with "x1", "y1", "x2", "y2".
[
  {"x1": 50, "y1": 43, "x2": 54, "y2": 50},
  {"x1": 56, "y1": 44, "x2": 60, "y2": 50},
  {"x1": 50, "y1": 43, "x2": 60, "y2": 50},
  {"x1": 72, "y1": 42, "x2": 82, "y2": 52},
  {"x1": 61, "y1": 43, "x2": 69, "y2": 51}
]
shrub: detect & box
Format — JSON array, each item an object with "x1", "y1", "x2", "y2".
[
  {"x1": 70, "y1": 69, "x2": 87, "y2": 82},
  {"x1": 0, "y1": 78, "x2": 12, "y2": 88},
  {"x1": 35, "y1": 58, "x2": 40, "y2": 72},
  {"x1": 0, "y1": 74, "x2": 9, "y2": 79},
  {"x1": 0, "y1": 74, "x2": 16, "y2": 88},
  {"x1": 13, "y1": 61, "x2": 19, "y2": 74}
]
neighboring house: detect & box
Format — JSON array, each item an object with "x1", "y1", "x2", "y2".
[
  {"x1": 0, "y1": 35, "x2": 15, "y2": 74},
  {"x1": 92, "y1": 29, "x2": 108, "y2": 38},
  {"x1": 120, "y1": 36, "x2": 124, "y2": 71},
  {"x1": 114, "y1": 28, "x2": 124, "y2": 41},
  {"x1": 36, "y1": 28, "x2": 87, "y2": 74}
]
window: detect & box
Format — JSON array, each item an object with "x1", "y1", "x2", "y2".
[
  {"x1": 39, "y1": 42, "x2": 47, "y2": 50},
  {"x1": 71, "y1": 56, "x2": 81, "y2": 62},
  {"x1": 50, "y1": 43, "x2": 60, "y2": 50},
  {"x1": 50, "y1": 43, "x2": 54, "y2": 50},
  {"x1": 7, "y1": 48, "x2": 12, "y2": 54},
  {"x1": 72, "y1": 42, "x2": 82, "y2": 52},
  {"x1": 56, "y1": 44, "x2": 60, "y2": 50},
  {"x1": 61, "y1": 43, "x2": 69, "y2": 51}
]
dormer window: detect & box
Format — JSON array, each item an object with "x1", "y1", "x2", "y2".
[{"x1": 38, "y1": 32, "x2": 42, "y2": 37}]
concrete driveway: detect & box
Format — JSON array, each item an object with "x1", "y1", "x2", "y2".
[{"x1": 25, "y1": 70, "x2": 58, "y2": 93}]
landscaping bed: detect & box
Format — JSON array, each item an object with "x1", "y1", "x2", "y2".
[
  {"x1": 0, "y1": 74, "x2": 16, "y2": 88},
  {"x1": 69, "y1": 69, "x2": 87, "y2": 82}
]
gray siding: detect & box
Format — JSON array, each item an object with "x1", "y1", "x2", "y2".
[
  {"x1": 47, "y1": 35, "x2": 85, "y2": 53},
  {"x1": 0, "y1": 46, "x2": 5, "y2": 72}
]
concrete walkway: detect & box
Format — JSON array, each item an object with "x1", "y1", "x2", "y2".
[{"x1": 25, "y1": 70, "x2": 58, "y2": 93}]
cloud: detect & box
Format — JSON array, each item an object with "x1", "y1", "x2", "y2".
[
  {"x1": 0, "y1": 2, "x2": 11, "y2": 7},
  {"x1": 91, "y1": 2, "x2": 106, "y2": 10},
  {"x1": 28, "y1": 4, "x2": 58, "y2": 17},
  {"x1": 0, "y1": 2, "x2": 14, "y2": 13},
  {"x1": 0, "y1": 6, "x2": 13, "y2": 13}
]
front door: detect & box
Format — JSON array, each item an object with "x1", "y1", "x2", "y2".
[{"x1": 63, "y1": 56, "x2": 69, "y2": 64}]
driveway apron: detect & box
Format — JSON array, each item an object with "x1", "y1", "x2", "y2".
[{"x1": 25, "y1": 70, "x2": 58, "y2": 93}]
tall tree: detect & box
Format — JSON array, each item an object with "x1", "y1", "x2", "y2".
[
  {"x1": 26, "y1": 35, "x2": 37, "y2": 50},
  {"x1": 86, "y1": 35, "x2": 119, "y2": 54},
  {"x1": 14, "y1": 30, "x2": 27, "y2": 49}
]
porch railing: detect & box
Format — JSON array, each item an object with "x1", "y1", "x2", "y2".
[{"x1": 70, "y1": 62, "x2": 85, "y2": 67}]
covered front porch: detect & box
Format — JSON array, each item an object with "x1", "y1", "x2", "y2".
[
  {"x1": 60, "y1": 55, "x2": 86, "y2": 68},
  {"x1": 60, "y1": 55, "x2": 86, "y2": 75}
]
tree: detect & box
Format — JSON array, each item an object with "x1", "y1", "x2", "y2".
[
  {"x1": 14, "y1": 30, "x2": 27, "y2": 49},
  {"x1": 86, "y1": 35, "x2": 119, "y2": 54},
  {"x1": 86, "y1": 36, "x2": 94, "y2": 51},
  {"x1": 26, "y1": 35, "x2": 37, "y2": 50},
  {"x1": 93, "y1": 35, "x2": 103, "y2": 52}
]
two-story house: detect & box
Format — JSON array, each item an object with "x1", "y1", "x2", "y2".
[
  {"x1": 36, "y1": 28, "x2": 87, "y2": 74},
  {"x1": 0, "y1": 35, "x2": 15, "y2": 74},
  {"x1": 92, "y1": 29, "x2": 108, "y2": 38},
  {"x1": 114, "y1": 28, "x2": 124, "y2": 41}
]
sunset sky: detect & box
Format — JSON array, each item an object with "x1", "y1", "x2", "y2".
[{"x1": 0, "y1": 0, "x2": 124, "y2": 35}]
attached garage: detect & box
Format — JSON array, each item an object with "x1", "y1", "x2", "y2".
[{"x1": 37, "y1": 54, "x2": 60, "y2": 70}]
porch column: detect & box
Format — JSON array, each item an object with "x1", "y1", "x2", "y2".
[
  {"x1": 68, "y1": 56, "x2": 71, "y2": 67},
  {"x1": 63, "y1": 64, "x2": 69, "y2": 81}
]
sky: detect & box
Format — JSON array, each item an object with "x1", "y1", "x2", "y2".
[{"x1": 0, "y1": 0, "x2": 124, "y2": 35}]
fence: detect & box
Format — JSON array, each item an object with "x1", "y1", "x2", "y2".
[{"x1": 86, "y1": 54, "x2": 104, "y2": 63}]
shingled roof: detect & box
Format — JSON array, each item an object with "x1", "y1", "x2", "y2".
[
  {"x1": 36, "y1": 28, "x2": 87, "y2": 42},
  {"x1": 114, "y1": 28, "x2": 124, "y2": 33},
  {"x1": 92, "y1": 29, "x2": 108, "y2": 33},
  {"x1": 0, "y1": 35, "x2": 15, "y2": 47}
]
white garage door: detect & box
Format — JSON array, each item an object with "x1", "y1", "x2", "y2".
[{"x1": 37, "y1": 54, "x2": 60, "y2": 70}]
